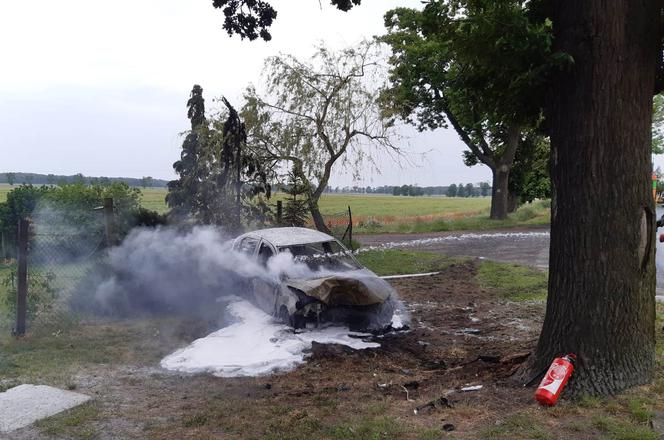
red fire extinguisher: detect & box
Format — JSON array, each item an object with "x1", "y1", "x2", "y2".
[{"x1": 534, "y1": 354, "x2": 576, "y2": 406}]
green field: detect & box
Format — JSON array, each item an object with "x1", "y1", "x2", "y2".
[{"x1": 0, "y1": 184, "x2": 550, "y2": 233}]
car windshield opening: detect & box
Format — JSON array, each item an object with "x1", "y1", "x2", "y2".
[{"x1": 278, "y1": 240, "x2": 361, "y2": 272}]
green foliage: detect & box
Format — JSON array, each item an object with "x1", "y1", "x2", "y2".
[
  {"x1": 5, "y1": 173, "x2": 15, "y2": 186},
  {"x1": 211, "y1": 0, "x2": 360, "y2": 41},
  {"x1": 0, "y1": 183, "x2": 143, "y2": 256},
  {"x1": 653, "y1": 94, "x2": 664, "y2": 154},
  {"x1": 281, "y1": 170, "x2": 309, "y2": 227},
  {"x1": 2, "y1": 269, "x2": 58, "y2": 322},
  {"x1": 446, "y1": 183, "x2": 458, "y2": 197},
  {"x1": 167, "y1": 86, "x2": 272, "y2": 230},
  {"x1": 380, "y1": 0, "x2": 566, "y2": 216},
  {"x1": 509, "y1": 135, "x2": 551, "y2": 204},
  {"x1": 243, "y1": 41, "x2": 397, "y2": 232}
]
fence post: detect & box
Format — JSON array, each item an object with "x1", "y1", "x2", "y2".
[
  {"x1": 276, "y1": 200, "x2": 283, "y2": 226},
  {"x1": 103, "y1": 197, "x2": 116, "y2": 247},
  {"x1": 347, "y1": 206, "x2": 353, "y2": 250},
  {"x1": 15, "y1": 219, "x2": 28, "y2": 336}
]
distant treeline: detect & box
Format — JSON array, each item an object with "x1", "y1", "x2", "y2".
[
  {"x1": 316, "y1": 183, "x2": 491, "y2": 197},
  {"x1": 0, "y1": 172, "x2": 168, "y2": 188}
]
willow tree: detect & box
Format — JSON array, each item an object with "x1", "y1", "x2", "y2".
[
  {"x1": 381, "y1": 1, "x2": 561, "y2": 219},
  {"x1": 243, "y1": 42, "x2": 399, "y2": 234}
]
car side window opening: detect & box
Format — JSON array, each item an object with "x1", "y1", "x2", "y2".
[
  {"x1": 258, "y1": 243, "x2": 274, "y2": 266},
  {"x1": 238, "y1": 237, "x2": 259, "y2": 255}
]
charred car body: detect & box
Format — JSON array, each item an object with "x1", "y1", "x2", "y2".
[{"x1": 233, "y1": 227, "x2": 395, "y2": 330}]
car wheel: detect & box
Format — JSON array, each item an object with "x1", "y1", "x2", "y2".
[{"x1": 279, "y1": 306, "x2": 306, "y2": 329}]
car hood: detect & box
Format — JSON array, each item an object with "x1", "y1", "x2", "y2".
[{"x1": 285, "y1": 269, "x2": 394, "y2": 307}]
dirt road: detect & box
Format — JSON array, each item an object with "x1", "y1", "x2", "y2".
[{"x1": 357, "y1": 227, "x2": 551, "y2": 269}]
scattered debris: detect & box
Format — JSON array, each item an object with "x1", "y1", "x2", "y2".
[
  {"x1": 443, "y1": 423, "x2": 456, "y2": 432},
  {"x1": 381, "y1": 271, "x2": 441, "y2": 280},
  {"x1": 403, "y1": 380, "x2": 420, "y2": 390},
  {"x1": 414, "y1": 396, "x2": 453, "y2": 415},
  {"x1": 417, "y1": 340, "x2": 431, "y2": 347},
  {"x1": 400, "y1": 368, "x2": 414, "y2": 376},
  {"x1": 650, "y1": 411, "x2": 664, "y2": 435},
  {"x1": 459, "y1": 385, "x2": 483, "y2": 392},
  {"x1": 401, "y1": 386, "x2": 415, "y2": 402}
]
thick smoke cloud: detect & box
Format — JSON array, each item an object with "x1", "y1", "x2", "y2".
[{"x1": 74, "y1": 226, "x2": 407, "y2": 331}]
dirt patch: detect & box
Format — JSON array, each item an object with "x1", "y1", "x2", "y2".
[{"x1": 2, "y1": 261, "x2": 582, "y2": 439}]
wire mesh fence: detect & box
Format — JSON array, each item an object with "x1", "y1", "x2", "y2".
[{"x1": 0, "y1": 205, "x2": 109, "y2": 335}]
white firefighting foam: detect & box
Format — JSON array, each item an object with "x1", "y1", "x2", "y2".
[{"x1": 160, "y1": 299, "x2": 381, "y2": 377}]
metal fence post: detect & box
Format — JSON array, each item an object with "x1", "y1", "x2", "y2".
[
  {"x1": 103, "y1": 197, "x2": 116, "y2": 247},
  {"x1": 15, "y1": 219, "x2": 28, "y2": 336},
  {"x1": 347, "y1": 206, "x2": 353, "y2": 250},
  {"x1": 276, "y1": 200, "x2": 283, "y2": 225}
]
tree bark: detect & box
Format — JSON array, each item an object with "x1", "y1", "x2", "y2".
[
  {"x1": 531, "y1": 0, "x2": 659, "y2": 396},
  {"x1": 507, "y1": 189, "x2": 519, "y2": 214},
  {"x1": 308, "y1": 199, "x2": 332, "y2": 235},
  {"x1": 490, "y1": 166, "x2": 510, "y2": 220}
]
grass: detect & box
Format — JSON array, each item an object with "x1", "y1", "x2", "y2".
[
  {"x1": 357, "y1": 249, "x2": 457, "y2": 276},
  {"x1": 1, "y1": 183, "x2": 550, "y2": 232},
  {"x1": 35, "y1": 402, "x2": 101, "y2": 440},
  {"x1": 476, "y1": 260, "x2": 548, "y2": 301}
]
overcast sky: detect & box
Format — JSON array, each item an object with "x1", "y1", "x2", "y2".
[{"x1": 4, "y1": 1, "x2": 657, "y2": 187}]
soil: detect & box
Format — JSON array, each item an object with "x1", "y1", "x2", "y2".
[{"x1": 8, "y1": 261, "x2": 552, "y2": 440}]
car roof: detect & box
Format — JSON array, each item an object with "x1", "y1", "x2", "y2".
[{"x1": 236, "y1": 227, "x2": 336, "y2": 248}]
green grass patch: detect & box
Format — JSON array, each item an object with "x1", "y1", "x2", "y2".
[
  {"x1": 326, "y1": 416, "x2": 405, "y2": 440},
  {"x1": 592, "y1": 415, "x2": 659, "y2": 440},
  {"x1": 35, "y1": 401, "x2": 101, "y2": 440},
  {"x1": 357, "y1": 249, "x2": 455, "y2": 276},
  {"x1": 482, "y1": 413, "x2": 552, "y2": 439},
  {"x1": 476, "y1": 260, "x2": 548, "y2": 301},
  {"x1": 0, "y1": 319, "x2": 179, "y2": 382}
]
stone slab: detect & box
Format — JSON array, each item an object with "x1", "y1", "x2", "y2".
[{"x1": 0, "y1": 385, "x2": 91, "y2": 433}]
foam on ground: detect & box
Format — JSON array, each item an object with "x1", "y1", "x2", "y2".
[
  {"x1": 161, "y1": 299, "x2": 380, "y2": 377},
  {"x1": 0, "y1": 385, "x2": 91, "y2": 433}
]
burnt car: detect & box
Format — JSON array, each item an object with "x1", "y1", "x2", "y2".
[{"x1": 233, "y1": 227, "x2": 395, "y2": 330}]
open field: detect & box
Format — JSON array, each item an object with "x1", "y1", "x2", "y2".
[
  {"x1": 1, "y1": 184, "x2": 550, "y2": 233},
  {"x1": 1, "y1": 254, "x2": 662, "y2": 439},
  {"x1": 138, "y1": 190, "x2": 551, "y2": 234}
]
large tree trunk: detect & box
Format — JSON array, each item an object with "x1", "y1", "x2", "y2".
[
  {"x1": 531, "y1": 0, "x2": 659, "y2": 396},
  {"x1": 490, "y1": 166, "x2": 510, "y2": 220}
]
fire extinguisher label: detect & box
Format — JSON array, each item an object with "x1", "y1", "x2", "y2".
[{"x1": 539, "y1": 363, "x2": 568, "y2": 393}]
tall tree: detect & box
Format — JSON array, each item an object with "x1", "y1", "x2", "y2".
[
  {"x1": 446, "y1": 183, "x2": 458, "y2": 197},
  {"x1": 530, "y1": 0, "x2": 662, "y2": 395},
  {"x1": 5, "y1": 173, "x2": 15, "y2": 186},
  {"x1": 381, "y1": 0, "x2": 560, "y2": 219},
  {"x1": 167, "y1": 85, "x2": 209, "y2": 220},
  {"x1": 281, "y1": 168, "x2": 309, "y2": 227},
  {"x1": 243, "y1": 42, "x2": 399, "y2": 234}
]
